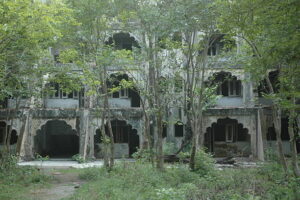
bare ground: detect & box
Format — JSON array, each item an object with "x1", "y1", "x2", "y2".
[{"x1": 29, "y1": 168, "x2": 84, "y2": 200}]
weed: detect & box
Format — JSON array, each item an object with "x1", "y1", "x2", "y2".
[{"x1": 72, "y1": 154, "x2": 85, "y2": 163}]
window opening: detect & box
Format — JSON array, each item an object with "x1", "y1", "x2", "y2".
[
  {"x1": 174, "y1": 122, "x2": 184, "y2": 137},
  {"x1": 61, "y1": 90, "x2": 68, "y2": 98},
  {"x1": 225, "y1": 124, "x2": 234, "y2": 142},
  {"x1": 120, "y1": 88, "x2": 129, "y2": 98},
  {"x1": 73, "y1": 90, "x2": 79, "y2": 99}
]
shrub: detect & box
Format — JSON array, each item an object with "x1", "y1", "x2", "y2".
[
  {"x1": 72, "y1": 154, "x2": 85, "y2": 163},
  {"x1": 264, "y1": 148, "x2": 278, "y2": 162},
  {"x1": 132, "y1": 148, "x2": 153, "y2": 163},
  {"x1": 163, "y1": 142, "x2": 177, "y2": 155},
  {"x1": 79, "y1": 167, "x2": 104, "y2": 180},
  {"x1": 194, "y1": 148, "x2": 216, "y2": 176},
  {"x1": 0, "y1": 153, "x2": 18, "y2": 172}
]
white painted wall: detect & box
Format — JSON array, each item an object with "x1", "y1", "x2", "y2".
[
  {"x1": 265, "y1": 141, "x2": 291, "y2": 155},
  {"x1": 215, "y1": 97, "x2": 243, "y2": 107},
  {"x1": 45, "y1": 99, "x2": 79, "y2": 109},
  {"x1": 108, "y1": 98, "x2": 131, "y2": 108}
]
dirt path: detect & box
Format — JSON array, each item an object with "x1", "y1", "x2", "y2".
[{"x1": 29, "y1": 169, "x2": 84, "y2": 200}]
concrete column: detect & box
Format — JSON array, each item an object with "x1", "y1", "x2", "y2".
[
  {"x1": 88, "y1": 118, "x2": 95, "y2": 159},
  {"x1": 19, "y1": 110, "x2": 34, "y2": 160},
  {"x1": 256, "y1": 109, "x2": 265, "y2": 161}
]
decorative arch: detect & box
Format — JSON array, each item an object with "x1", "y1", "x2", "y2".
[
  {"x1": 203, "y1": 116, "x2": 253, "y2": 135},
  {"x1": 205, "y1": 71, "x2": 243, "y2": 97},
  {"x1": 94, "y1": 119, "x2": 140, "y2": 157},
  {"x1": 0, "y1": 121, "x2": 19, "y2": 145},
  {"x1": 34, "y1": 118, "x2": 77, "y2": 136},
  {"x1": 205, "y1": 118, "x2": 249, "y2": 138},
  {"x1": 205, "y1": 70, "x2": 244, "y2": 82},
  {"x1": 106, "y1": 32, "x2": 140, "y2": 51},
  {"x1": 34, "y1": 119, "x2": 79, "y2": 158},
  {"x1": 107, "y1": 73, "x2": 141, "y2": 107},
  {"x1": 204, "y1": 117, "x2": 251, "y2": 157}
]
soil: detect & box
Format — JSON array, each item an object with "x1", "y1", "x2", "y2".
[{"x1": 29, "y1": 168, "x2": 84, "y2": 200}]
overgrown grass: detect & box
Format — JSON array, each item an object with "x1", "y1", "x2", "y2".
[
  {"x1": 0, "y1": 154, "x2": 50, "y2": 200},
  {"x1": 67, "y1": 160, "x2": 300, "y2": 200}
]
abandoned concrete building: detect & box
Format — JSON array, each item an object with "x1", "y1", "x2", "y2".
[{"x1": 0, "y1": 32, "x2": 297, "y2": 161}]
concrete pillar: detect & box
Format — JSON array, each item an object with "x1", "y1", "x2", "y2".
[
  {"x1": 256, "y1": 109, "x2": 265, "y2": 161},
  {"x1": 19, "y1": 110, "x2": 34, "y2": 160}
]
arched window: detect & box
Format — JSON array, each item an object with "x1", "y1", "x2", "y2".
[
  {"x1": 106, "y1": 32, "x2": 139, "y2": 51},
  {"x1": 209, "y1": 72, "x2": 242, "y2": 97}
]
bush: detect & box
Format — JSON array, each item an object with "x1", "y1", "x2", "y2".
[
  {"x1": 194, "y1": 148, "x2": 216, "y2": 176},
  {"x1": 264, "y1": 148, "x2": 278, "y2": 162},
  {"x1": 163, "y1": 142, "x2": 177, "y2": 155},
  {"x1": 79, "y1": 167, "x2": 104, "y2": 180},
  {"x1": 0, "y1": 154, "x2": 50, "y2": 185},
  {"x1": 72, "y1": 154, "x2": 85, "y2": 163},
  {"x1": 0, "y1": 153, "x2": 18, "y2": 172},
  {"x1": 132, "y1": 148, "x2": 153, "y2": 163}
]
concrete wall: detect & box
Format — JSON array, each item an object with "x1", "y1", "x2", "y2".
[
  {"x1": 108, "y1": 98, "x2": 131, "y2": 108},
  {"x1": 7, "y1": 99, "x2": 28, "y2": 108},
  {"x1": 45, "y1": 99, "x2": 79, "y2": 109},
  {"x1": 265, "y1": 141, "x2": 291, "y2": 155},
  {"x1": 258, "y1": 98, "x2": 273, "y2": 106},
  {"x1": 94, "y1": 143, "x2": 129, "y2": 158},
  {"x1": 215, "y1": 97, "x2": 243, "y2": 107}
]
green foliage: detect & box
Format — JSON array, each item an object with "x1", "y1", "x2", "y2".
[
  {"x1": 69, "y1": 163, "x2": 201, "y2": 200},
  {"x1": 67, "y1": 161, "x2": 300, "y2": 200},
  {"x1": 0, "y1": 0, "x2": 76, "y2": 101},
  {"x1": 35, "y1": 153, "x2": 49, "y2": 162},
  {"x1": 0, "y1": 154, "x2": 50, "y2": 200},
  {"x1": 193, "y1": 149, "x2": 216, "y2": 176},
  {"x1": 132, "y1": 148, "x2": 153, "y2": 163},
  {"x1": 258, "y1": 161, "x2": 300, "y2": 199},
  {"x1": 264, "y1": 148, "x2": 278, "y2": 162},
  {"x1": 79, "y1": 167, "x2": 104, "y2": 181},
  {"x1": 72, "y1": 154, "x2": 85, "y2": 163},
  {"x1": 163, "y1": 142, "x2": 177, "y2": 155},
  {"x1": 0, "y1": 153, "x2": 18, "y2": 172}
]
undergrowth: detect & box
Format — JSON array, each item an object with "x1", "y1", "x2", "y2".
[
  {"x1": 0, "y1": 153, "x2": 50, "y2": 200},
  {"x1": 68, "y1": 155, "x2": 300, "y2": 200}
]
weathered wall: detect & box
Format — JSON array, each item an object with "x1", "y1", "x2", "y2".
[
  {"x1": 215, "y1": 97, "x2": 243, "y2": 107},
  {"x1": 108, "y1": 98, "x2": 131, "y2": 108},
  {"x1": 95, "y1": 143, "x2": 129, "y2": 158},
  {"x1": 45, "y1": 99, "x2": 79, "y2": 109},
  {"x1": 203, "y1": 108, "x2": 257, "y2": 157}
]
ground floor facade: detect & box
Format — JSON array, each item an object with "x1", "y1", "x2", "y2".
[{"x1": 0, "y1": 107, "x2": 297, "y2": 161}]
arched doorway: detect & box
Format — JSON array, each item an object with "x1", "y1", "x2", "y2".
[
  {"x1": 34, "y1": 120, "x2": 79, "y2": 158},
  {"x1": 204, "y1": 118, "x2": 250, "y2": 157},
  {"x1": 0, "y1": 121, "x2": 7, "y2": 145},
  {"x1": 94, "y1": 120, "x2": 139, "y2": 158},
  {"x1": 0, "y1": 122, "x2": 18, "y2": 146}
]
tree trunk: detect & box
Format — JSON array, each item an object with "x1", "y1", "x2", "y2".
[
  {"x1": 156, "y1": 113, "x2": 164, "y2": 170},
  {"x1": 100, "y1": 112, "x2": 109, "y2": 168},
  {"x1": 288, "y1": 103, "x2": 300, "y2": 177},
  {"x1": 106, "y1": 114, "x2": 114, "y2": 170},
  {"x1": 265, "y1": 73, "x2": 288, "y2": 173},
  {"x1": 189, "y1": 119, "x2": 199, "y2": 170},
  {"x1": 273, "y1": 108, "x2": 288, "y2": 173},
  {"x1": 102, "y1": 65, "x2": 114, "y2": 170}
]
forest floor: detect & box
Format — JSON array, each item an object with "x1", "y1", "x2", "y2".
[
  {"x1": 28, "y1": 168, "x2": 84, "y2": 200},
  {"x1": 1, "y1": 158, "x2": 299, "y2": 200}
]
